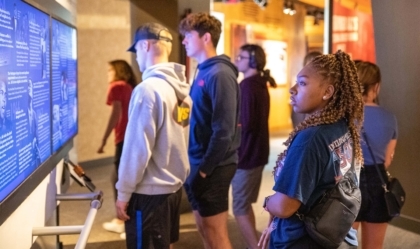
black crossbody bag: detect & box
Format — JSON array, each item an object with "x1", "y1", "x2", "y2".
[
  {"x1": 362, "y1": 129, "x2": 406, "y2": 217},
  {"x1": 296, "y1": 145, "x2": 361, "y2": 249}
]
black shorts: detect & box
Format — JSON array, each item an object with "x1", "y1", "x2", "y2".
[
  {"x1": 125, "y1": 189, "x2": 182, "y2": 249},
  {"x1": 184, "y1": 164, "x2": 237, "y2": 217},
  {"x1": 356, "y1": 164, "x2": 392, "y2": 223}
]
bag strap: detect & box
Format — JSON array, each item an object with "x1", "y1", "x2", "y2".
[
  {"x1": 295, "y1": 138, "x2": 356, "y2": 220},
  {"x1": 350, "y1": 141, "x2": 356, "y2": 176},
  {"x1": 361, "y1": 127, "x2": 389, "y2": 192}
]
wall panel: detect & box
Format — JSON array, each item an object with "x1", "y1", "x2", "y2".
[{"x1": 372, "y1": 0, "x2": 420, "y2": 234}]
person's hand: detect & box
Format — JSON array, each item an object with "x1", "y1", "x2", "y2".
[
  {"x1": 97, "y1": 146, "x2": 104, "y2": 153},
  {"x1": 258, "y1": 219, "x2": 275, "y2": 249},
  {"x1": 199, "y1": 170, "x2": 207, "y2": 178},
  {"x1": 115, "y1": 200, "x2": 130, "y2": 221},
  {"x1": 97, "y1": 140, "x2": 106, "y2": 153}
]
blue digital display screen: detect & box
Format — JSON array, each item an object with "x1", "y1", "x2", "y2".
[
  {"x1": 0, "y1": 1, "x2": 77, "y2": 203},
  {"x1": 51, "y1": 18, "x2": 77, "y2": 153}
]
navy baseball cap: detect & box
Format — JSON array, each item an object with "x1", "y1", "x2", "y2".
[{"x1": 127, "y1": 22, "x2": 172, "y2": 53}]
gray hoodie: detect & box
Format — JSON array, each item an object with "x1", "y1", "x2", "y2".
[{"x1": 116, "y1": 63, "x2": 192, "y2": 202}]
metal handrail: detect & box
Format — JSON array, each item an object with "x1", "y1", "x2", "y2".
[
  {"x1": 56, "y1": 191, "x2": 103, "y2": 201},
  {"x1": 32, "y1": 225, "x2": 83, "y2": 236},
  {"x1": 74, "y1": 198, "x2": 102, "y2": 249},
  {"x1": 32, "y1": 191, "x2": 103, "y2": 249}
]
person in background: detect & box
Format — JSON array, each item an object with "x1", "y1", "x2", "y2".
[
  {"x1": 52, "y1": 104, "x2": 62, "y2": 146},
  {"x1": 116, "y1": 22, "x2": 192, "y2": 249},
  {"x1": 259, "y1": 50, "x2": 364, "y2": 249},
  {"x1": 0, "y1": 80, "x2": 11, "y2": 131},
  {"x1": 0, "y1": 80, "x2": 6, "y2": 126},
  {"x1": 28, "y1": 79, "x2": 41, "y2": 167},
  {"x1": 303, "y1": 51, "x2": 323, "y2": 67},
  {"x1": 353, "y1": 61, "x2": 398, "y2": 249},
  {"x1": 27, "y1": 79, "x2": 37, "y2": 138},
  {"x1": 232, "y1": 44, "x2": 276, "y2": 249},
  {"x1": 60, "y1": 71, "x2": 68, "y2": 102},
  {"x1": 13, "y1": 4, "x2": 17, "y2": 37},
  {"x1": 179, "y1": 12, "x2": 241, "y2": 249},
  {"x1": 291, "y1": 50, "x2": 322, "y2": 128},
  {"x1": 98, "y1": 59, "x2": 137, "y2": 237},
  {"x1": 40, "y1": 19, "x2": 47, "y2": 79}
]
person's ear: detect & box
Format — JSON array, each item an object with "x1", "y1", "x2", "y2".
[
  {"x1": 375, "y1": 83, "x2": 381, "y2": 94},
  {"x1": 141, "y1": 40, "x2": 150, "y2": 52},
  {"x1": 322, "y1": 84, "x2": 335, "y2": 100},
  {"x1": 203, "y1": 32, "x2": 212, "y2": 45}
]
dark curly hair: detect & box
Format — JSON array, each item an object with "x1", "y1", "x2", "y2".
[
  {"x1": 109, "y1": 60, "x2": 137, "y2": 89},
  {"x1": 179, "y1": 12, "x2": 221, "y2": 48},
  {"x1": 275, "y1": 50, "x2": 364, "y2": 172}
]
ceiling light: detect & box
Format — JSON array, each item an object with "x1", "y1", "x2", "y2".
[
  {"x1": 283, "y1": 1, "x2": 291, "y2": 14},
  {"x1": 254, "y1": 0, "x2": 268, "y2": 8},
  {"x1": 289, "y1": 3, "x2": 296, "y2": 15},
  {"x1": 283, "y1": 1, "x2": 296, "y2": 16}
]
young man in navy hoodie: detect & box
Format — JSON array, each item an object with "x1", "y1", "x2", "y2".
[{"x1": 179, "y1": 12, "x2": 241, "y2": 249}]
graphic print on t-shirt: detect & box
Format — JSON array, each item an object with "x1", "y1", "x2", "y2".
[{"x1": 329, "y1": 132, "x2": 353, "y2": 182}]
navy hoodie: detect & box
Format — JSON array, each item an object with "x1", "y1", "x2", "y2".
[{"x1": 188, "y1": 55, "x2": 241, "y2": 175}]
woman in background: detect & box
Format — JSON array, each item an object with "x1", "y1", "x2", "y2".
[
  {"x1": 353, "y1": 61, "x2": 398, "y2": 249},
  {"x1": 98, "y1": 59, "x2": 137, "y2": 238}
]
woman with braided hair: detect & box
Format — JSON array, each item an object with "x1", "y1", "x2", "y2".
[{"x1": 259, "y1": 50, "x2": 364, "y2": 249}]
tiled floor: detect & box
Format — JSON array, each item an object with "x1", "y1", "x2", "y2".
[{"x1": 54, "y1": 136, "x2": 420, "y2": 249}]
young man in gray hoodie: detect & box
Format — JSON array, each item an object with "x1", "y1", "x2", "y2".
[{"x1": 115, "y1": 22, "x2": 192, "y2": 249}]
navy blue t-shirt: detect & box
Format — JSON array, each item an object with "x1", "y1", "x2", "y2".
[{"x1": 270, "y1": 119, "x2": 361, "y2": 248}]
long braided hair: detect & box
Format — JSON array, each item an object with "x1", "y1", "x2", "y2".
[{"x1": 275, "y1": 50, "x2": 364, "y2": 172}]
